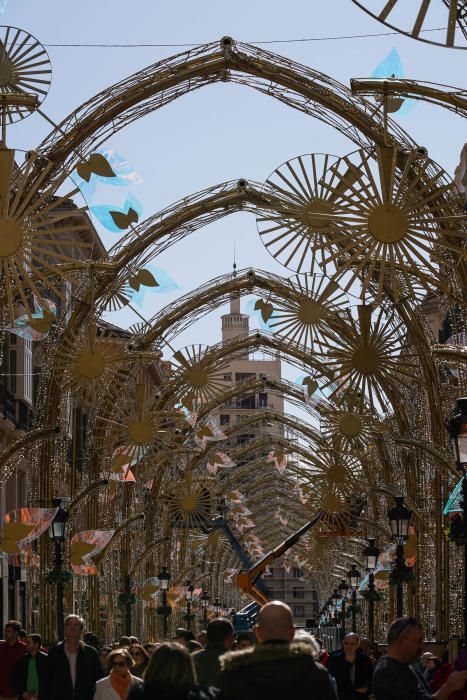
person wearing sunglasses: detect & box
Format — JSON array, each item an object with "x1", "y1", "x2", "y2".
[
  {"x1": 373, "y1": 618, "x2": 467, "y2": 700},
  {"x1": 129, "y1": 645, "x2": 150, "y2": 679},
  {"x1": 94, "y1": 648, "x2": 142, "y2": 700}
]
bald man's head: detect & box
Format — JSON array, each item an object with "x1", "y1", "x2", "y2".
[{"x1": 256, "y1": 601, "x2": 295, "y2": 644}]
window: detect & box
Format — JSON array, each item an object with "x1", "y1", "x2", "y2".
[
  {"x1": 23, "y1": 339, "x2": 32, "y2": 404},
  {"x1": 236, "y1": 394, "x2": 255, "y2": 409},
  {"x1": 293, "y1": 606, "x2": 305, "y2": 617},
  {"x1": 8, "y1": 347, "x2": 17, "y2": 394},
  {"x1": 223, "y1": 374, "x2": 232, "y2": 381},
  {"x1": 235, "y1": 372, "x2": 255, "y2": 383},
  {"x1": 292, "y1": 587, "x2": 305, "y2": 599},
  {"x1": 292, "y1": 566, "x2": 303, "y2": 578},
  {"x1": 220, "y1": 414, "x2": 230, "y2": 426},
  {"x1": 259, "y1": 392, "x2": 268, "y2": 407}
]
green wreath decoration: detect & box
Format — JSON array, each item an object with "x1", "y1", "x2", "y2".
[
  {"x1": 44, "y1": 569, "x2": 73, "y2": 585},
  {"x1": 362, "y1": 589, "x2": 384, "y2": 603},
  {"x1": 118, "y1": 592, "x2": 138, "y2": 607},
  {"x1": 445, "y1": 514, "x2": 467, "y2": 546},
  {"x1": 389, "y1": 565, "x2": 416, "y2": 587}
]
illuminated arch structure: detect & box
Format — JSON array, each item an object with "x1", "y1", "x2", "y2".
[{"x1": 0, "y1": 33, "x2": 465, "y2": 643}]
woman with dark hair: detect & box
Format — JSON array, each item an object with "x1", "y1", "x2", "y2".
[
  {"x1": 94, "y1": 648, "x2": 142, "y2": 700},
  {"x1": 99, "y1": 646, "x2": 112, "y2": 674},
  {"x1": 129, "y1": 645, "x2": 150, "y2": 678},
  {"x1": 128, "y1": 643, "x2": 218, "y2": 700}
]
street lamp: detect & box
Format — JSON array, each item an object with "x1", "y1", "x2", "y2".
[
  {"x1": 446, "y1": 397, "x2": 467, "y2": 641},
  {"x1": 157, "y1": 566, "x2": 171, "y2": 639},
  {"x1": 338, "y1": 579, "x2": 349, "y2": 639},
  {"x1": 388, "y1": 495, "x2": 412, "y2": 617},
  {"x1": 184, "y1": 580, "x2": 195, "y2": 631},
  {"x1": 201, "y1": 591, "x2": 210, "y2": 626},
  {"x1": 213, "y1": 598, "x2": 222, "y2": 616},
  {"x1": 347, "y1": 564, "x2": 361, "y2": 633},
  {"x1": 363, "y1": 538, "x2": 380, "y2": 644},
  {"x1": 48, "y1": 498, "x2": 69, "y2": 641}
]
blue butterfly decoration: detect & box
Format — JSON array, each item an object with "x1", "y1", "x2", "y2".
[
  {"x1": 371, "y1": 48, "x2": 416, "y2": 117},
  {"x1": 443, "y1": 477, "x2": 463, "y2": 515},
  {"x1": 0, "y1": 0, "x2": 8, "y2": 12}
]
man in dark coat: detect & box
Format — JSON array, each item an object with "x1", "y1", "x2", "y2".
[
  {"x1": 12, "y1": 634, "x2": 49, "y2": 700},
  {"x1": 328, "y1": 632, "x2": 373, "y2": 700},
  {"x1": 47, "y1": 615, "x2": 102, "y2": 700},
  {"x1": 216, "y1": 601, "x2": 336, "y2": 700},
  {"x1": 193, "y1": 618, "x2": 234, "y2": 687}
]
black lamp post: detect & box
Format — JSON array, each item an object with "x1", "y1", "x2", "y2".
[
  {"x1": 347, "y1": 564, "x2": 361, "y2": 633},
  {"x1": 363, "y1": 538, "x2": 380, "y2": 644},
  {"x1": 446, "y1": 397, "x2": 467, "y2": 641},
  {"x1": 48, "y1": 498, "x2": 69, "y2": 641},
  {"x1": 213, "y1": 598, "x2": 222, "y2": 616},
  {"x1": 201, "y1": 591, "x2": 210, "y2": 627},
  {"x1": 184, "y1": 580, "x2": 195, "y2": 631},
  {"x1": 157, "y1": 566, "x2": 171, "y2": 639},
  {"x1": 338, "y1": 579, "x2": 349, "y2": 639},
  {"x1": 388, "y1": 495, "x2": 412, "y2": 617}
]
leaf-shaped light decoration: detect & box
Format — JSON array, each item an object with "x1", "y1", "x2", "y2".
[
  {"x1": 110, "y1": 206, "x2": 139, "y2": 230},
  {"x1": 254, "y1": 299, "x2": 274, "y2": 323},
  {"x1": 274, "y1": 509, "x2": 289, "y2": 526},
  {"x1": 0, "y1": 507, "x2": 58, "y2": 557},
  {"x1": 70, "y1": 530, "x2": 115, "y2": 575},
  {"x1": 142, "y1": 577, "x2": 160, "y2": 601},
  {"x1": 128, "y1": 268, "x2": 159, "y2": 292},
  {"x1": 267, "y1": 450, "x2": 287, "y2": 474},
  {"x1": 76, "y1": 153, "x2": 116, "y2": 183},
  {"x1": 7, "y1": 298, "x2": 56, "y2": 341},
  {"x1": 206, "y1": 452, "x2": 236, "y2": 474}
]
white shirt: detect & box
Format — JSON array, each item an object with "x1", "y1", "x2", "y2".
[
  {"x1": 64, "y1": 643, "x2": 78, "y2": 688},
  {"x1": 93, "y1": 675, "x2": 143, "y2": 700}
]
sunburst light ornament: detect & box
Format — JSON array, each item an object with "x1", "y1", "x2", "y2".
[
  {"x1": 0, "y1": 151, "x2": 95, "y2": 325},
  {"x1": 266, "y1": 274, "x2": 348, "y2": 351},
  {"x1": 317, "y1": 304, "x2": 417, "y2": 412},
  {"x1": 321, "y1": 146, "x2": 465, "y2": 303},
  {"x1": 166, "y1": 471, "x2": 212, "y2": 529},
  {"x1": 173, "y1": 345, "x2": 229, "y2": 405}
]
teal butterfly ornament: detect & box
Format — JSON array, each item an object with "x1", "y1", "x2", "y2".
[
  {"x1": 0, "y1": 0, "x2": 8, "y2": 12},
  {"x1": 371, "y1": 48, "x2": 415, "y2": 117}
]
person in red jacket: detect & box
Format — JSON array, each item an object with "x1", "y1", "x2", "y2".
[{"x1": 0, "y1": 619, "x2": 27, "y2": 700}]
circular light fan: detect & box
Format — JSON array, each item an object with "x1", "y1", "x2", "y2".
[
  {"x1": 267, "y1": 273, "x2": 349, "y2": 352},
  {"x1": 316, "y1": 304, "x2": 417, "y2": 413},
  {"x1": 351, "y1": 0, "x2": 467, "y2": 50},
  {"x1": 0, "y1": 26, "x2": 52, "y2": 123},
  {"x1": 257, "y1": 153, "x2": 352, "y2": 275},
  {"x1": 165, "y1": 472, "x2": 212, "y2": 529},
  {"x1": 173, "y1": 344, "x2": 229, "y2": 405},
  {"x1": 320, "y1": 147, "x2": 465, "y2": 303}
]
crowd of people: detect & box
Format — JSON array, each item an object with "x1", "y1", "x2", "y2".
[{"x1": 1, "y1": 605, "x2": 467, "y2": 700}]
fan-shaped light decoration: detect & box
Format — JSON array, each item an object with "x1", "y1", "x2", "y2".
[
  {"x1": 318, "y1": 304, "x2": 417, "y2": 412},
  {"x1": 55, "y1": 323, "x2": 126, "y2": 399},
  {"x1": 266, "y1": 274, "x2": 349, "y2": 351},
  {"x1": 173, "y1": 345, "x2": 229, "y2": 405},
  {"x1": 321, "y1": 147, "x2": 465, "y2": 303},
  {"x1": 350, "y1": 0, "x2": 467, "y2": 50},
  {"x1": 257, "y1": 153, "x2": 355, "y2": 275},
  {"x1": 70, "y1": 530, "x2": 115, "y2": 575},
  {"x1": 0, "y1": 507, "x2": 57, "y2": 556},
  {"x1": 0, "y1": 151, "x2": 95, "y2": 325},
  {"x1": 320, "y1": 405, "x2": 385, "y2": 451},
  {"x1": 166, "y1": 471, "x2": 212, "y2": 529},
  {"x1": 0, "y1": 26, "x2": 52, "y2": 123},
  {"x1": 300, "y1": 448, "x2": 366, "y2": 535}
]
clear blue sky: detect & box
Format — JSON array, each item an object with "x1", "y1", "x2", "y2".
[{"x1": 5, "y1": 0, "x2": 466, "y2": 371}]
